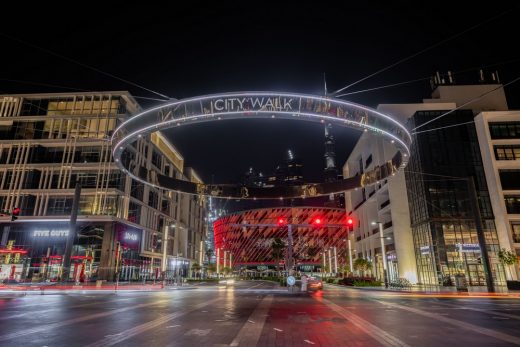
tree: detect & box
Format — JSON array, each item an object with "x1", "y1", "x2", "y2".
[
  {"x1": 498, "y1": 248, "x2": 519, "y2": 280},
  {"x1": 205, "y1": 249, "x2": 213, "y2": 263},
  {"x1": 341, "y1": 264, "x2": 351, "y2": 277},
  {"x1": 271, "y1": 238, "x2": 285, "y2": 275},
  {"x1": 223, "y1": 266, "x2": 232, "y2": 276},
  {"x1": 191, "y1": 263, "x2": 201, "y2": 278},
  {"x1": 354, "y1": 258, "x2": 372, "y2": 276},
  {"x1": 206, "y1": 264, "x2": 216, "y2": 276}
]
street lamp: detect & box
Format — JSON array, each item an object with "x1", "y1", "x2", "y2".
[{"x1": 372, "y1": 221, "x2": 388, "y2": 288}]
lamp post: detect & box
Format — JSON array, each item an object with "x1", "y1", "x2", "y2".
[{"x1": 372, "y1": 221, "x2": 388, "y2": 288}]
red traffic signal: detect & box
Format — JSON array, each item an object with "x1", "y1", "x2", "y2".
[
  {"x1": 11, "y1": 207, "x2": 20, "y2": 221},
  {"x1": 346, "y1": 216, "x2": 355, "y2": 231},
  {"x1": 277, "y1": 217, "x2": 287, "y2": 226},
  {"x1": 311, "y1": 217, "x2": 324, "y2": 226}
]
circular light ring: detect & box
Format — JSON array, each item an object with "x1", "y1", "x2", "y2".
[{"x1": 112, "y1": 92, "x2": 411, "y2": 199}]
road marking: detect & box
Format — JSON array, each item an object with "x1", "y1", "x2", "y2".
[
  {"x1": 435, "y1": 302, "x2": 520, "y2": 320},
  {"x1": 85, "y1": 298, "x2": 221, "y2": 347},
  {"x1": 104, "y1": 333, "x2": 122, "y2": 338},
  {"x1": 319, "y1": 298, "x2": 411, "y2": 347},
  {"x1": 184, "y1": 329, "x2": 211, "y2": 336},
  {"x1": 374, "y1": 300, "x2": 520, "y2": 345},
  {"x1": 248, "y1": 319, "x2": 255, "y2": 323},
  {"x1": 166, "y1": 325, "x2": 180, "y2": 328},
  {"x1": 304, "y1": 340, "x2": 315, "y2": 344},
  {"x1": 229, "y1": 295, "x2": 273, "y2": 347},
  {"x1": 274, "y1": 328, "x2": 283, "y2": 332},
  {"x1": 0, "y1": 299, "x2": 170, "y2": 342}
]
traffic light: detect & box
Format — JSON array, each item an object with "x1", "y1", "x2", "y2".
[
  {"x1": 11, "y1": 207, "x2": 20, "y2": 221},
  {"x1": 346, "y1": 217, "x2": 354, "y2": 231},
  {"x1": 277, "y1": 217, "x2": 287, "y2": 226},
  {"x1": 311, "y1": 216, "x2": 325, "y2": 226}
]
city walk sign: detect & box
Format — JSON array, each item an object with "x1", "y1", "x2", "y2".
[{"x1": 112, "y1": 92, "x2": 412, "y2": 199}]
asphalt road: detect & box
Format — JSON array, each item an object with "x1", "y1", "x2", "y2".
[{"x1": 1, "y1": 280, "x2": 520, "y2": 346}]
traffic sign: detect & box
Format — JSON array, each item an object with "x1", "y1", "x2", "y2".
[{"x1": 287, "y1": 276, "x2": 296, "y2": 286}]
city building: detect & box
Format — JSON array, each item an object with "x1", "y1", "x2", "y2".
[
  {"x1": 475, "y1": 111, "x2": 520, "y2": 280},
  {"x1": 0, "y1": 92, "x2": 206, "y2": 283},
  {"x1": 343, "y1": 71, "x2": 513, "y2": 288},
  {"x1": 213, "y1": 206, "x2": 350, "y2": 275}
]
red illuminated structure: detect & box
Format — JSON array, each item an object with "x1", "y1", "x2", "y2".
[{"x1": 214, "y1": 207, "x2": 350, "y2": 271}]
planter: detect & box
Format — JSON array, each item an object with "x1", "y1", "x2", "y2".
[{"x1": 506, "y1": 280, "x2": 520, "y2": 290}]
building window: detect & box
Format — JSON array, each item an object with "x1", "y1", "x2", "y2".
[
  {"x1": 499, "y1": 170, "x2": 520, "y2": 190},
  {"x1": 504, "y1": 196, "x2": 520, "y2": 214},
  {"x1": 489, "y1": 122, "x2": 520, "y2": 139},
  {"x1": 511, "y1": 222, "x2": 520, "y2": 243},
  {"x1": 494, "y1": 145, "x2": 520, "y2": 160},
  {"x1": 365, "y1": 154, "x2": 373, "y2": 168}
]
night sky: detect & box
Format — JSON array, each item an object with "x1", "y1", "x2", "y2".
[{"x1": 2, "y1": 2, "x2": 519, "y2": 189}]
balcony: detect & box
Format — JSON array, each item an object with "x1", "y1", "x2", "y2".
[{"x1": 380, "y1": 199, "x2": 390, "y2": 210}]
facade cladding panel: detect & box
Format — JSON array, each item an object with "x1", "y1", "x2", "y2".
[
  {"x1": 406, "y1": 110, "x2": 505, "y2": 287},
  {"x1": 214, "y1": 207, "x2": 348, "y2": 272},
  {"x1": 0, "y1": 92, "x2": 206, "y2": 283}
]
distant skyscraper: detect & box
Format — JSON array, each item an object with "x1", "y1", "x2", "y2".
[{"x1": 324, "y1": 123, "x2": 339, "y2": 182}]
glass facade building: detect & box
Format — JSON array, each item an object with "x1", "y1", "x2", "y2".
[
  {"x1": 0, "y1": 92, "x2": 206, "y2": 283},
  {"x1": 406, "y1": 109, "x2": 505, "y2": 287}
]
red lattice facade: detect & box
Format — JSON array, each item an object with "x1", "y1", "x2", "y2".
[{"x1": 214, "y1": 207, "x2": 350, "y2": 268}]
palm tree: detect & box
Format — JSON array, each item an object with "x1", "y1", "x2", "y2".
[
  {"x1": 205, "y1": 248, "x2": 213, "y2": 263},
  {"x1": 271, "y1": 238, "x2": 285, "y2": 276},
  {"x1": 498, "y1": 248, "x2": 519, "y2": 280},
  {"x1": 354, "y1": 258, "x2": 372, "y2": 277},
  {"x1": 191, "y1": 263, "x2": 201, "y2": 278}
]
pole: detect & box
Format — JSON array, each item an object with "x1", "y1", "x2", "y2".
[
  {"x1": 216, "y1": 248, "x2": 220, "y2": 276},
  {"x1": 62, "y1": 182, "x2": 81, "y2": 283},
  {"x1": 333, "y1": 246, "x2": 338, "y2": 274},
  {"x1": 287, "y1": 224, "x2": 294, "y2": 275},
  {"x1": 328, "y1": 249, "x2": 332, "y2": 276},
  {"x1": 348, "y1": 239, "x2": 353, "y2": 275},
  {"x1": 162, "y1": 224, "x2": 169, "y2": 287},
  {"x1": 378, "y1": 222, "x2": 388, "y2": 288},
  {"x1": 467, "y1": 176, "x2": 494, "y2": 292},
  {"x1": 322, "y1": 252, "x2": 326, "y2": 277}
]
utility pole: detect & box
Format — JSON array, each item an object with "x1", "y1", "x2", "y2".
[
  {"x1": 62, "y1": 182, "x2": 81, "y2": 283},
  {"x1": 467, "y1": 176, "x2": 494, "y2": 292}
]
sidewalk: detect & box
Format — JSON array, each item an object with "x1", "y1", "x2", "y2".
[
  {"x1": 325, "y1": 283, "x2": 520, "y2": 297},
  {"x1": 0, "y1": 281, "x2": 196, "y2": 294}
]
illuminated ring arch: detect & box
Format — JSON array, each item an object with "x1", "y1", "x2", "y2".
[{"x1": 112, "y1": 92, "x2": 411, "y2": 199}]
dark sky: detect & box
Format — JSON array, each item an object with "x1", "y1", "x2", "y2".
[{"x1": 2, "y1": 2, "x2": 519, "y2": 186}]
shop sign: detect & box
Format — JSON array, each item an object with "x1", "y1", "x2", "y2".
[
  {"x1": 457, "y1": 243, "x2": 481, "y2": 253},
  {"x1": 123, "y1": 232, "x2": 139, "y2": 241},
  {"x1": 33, "y1": 229, "x2": 69, "y2": 237}
]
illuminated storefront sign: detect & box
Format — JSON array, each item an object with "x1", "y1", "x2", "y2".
[
  {"x1": 33, "y1": 229, "x2": 69, "y2": 237},
  {"x1": 123, "y1": 232, "x2": 139, "y2": 241},
  {"x1": 456, "y1": 243, "x2": 481, "y2": 253}
]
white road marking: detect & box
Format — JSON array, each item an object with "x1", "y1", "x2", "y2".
[
  {"x1": 166, "y1": 325, "x2": 180, "y2": 328},
  {"x1": 320, "y1": 298, "x2": 411, "y2": 347},
  {"x1": 202, "y1": 310, "x2": 208, "y2": 312},
  {"x1": 274, "y1": 328, "x2": 283, "y2": 332},
  {"x1": 304, "y1": 340, "x2": 315, "y2": 344},
  {"x1": 374, "y1": 300, "x2": 520, "y2": 345},
  {"x1": 85, "y1": 298, "x2": 221, "y2": 347},
  {"x1": 0, "y1": 299, "x2": 171, "y2": 342},
  {"x1": 248, "y1": 320, "x2": 255, "y2": 323},
  {"x1": 229, "y1": 295, "x2": 273, "y2": 347},
  {"x1": 184, "y1": 329, "x2": 211, "y2": 336},
  {"x1": 104, "y1": 333, "x2": 122, "y2": 338}
]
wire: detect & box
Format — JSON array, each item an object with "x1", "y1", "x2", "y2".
[
  {"x1": 334, "y1": 57, "x2": 520, "y2": 99},
  {"x1": 411, "y1": 120, "x2": 476, "y2": 135},
  {"x1": 0, "y1": 33, "x2": 171, "y2": 100},
  {"x1": 412, "y1": 75, "x2": 520, "y2": 131},
  {"x1": 330, "y1": 8, "x2": 515, "y2": 95},
  {"x1": 0, "y1": 78, "x2": 168, "y2": 103},
  {"x1": 404, "y1": 170, "x2": 465, "y2": 180}
]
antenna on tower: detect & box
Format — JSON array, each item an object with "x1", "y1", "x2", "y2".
[{"x1": 323, "y1": 72, "x2": 328, "y2": 96}]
